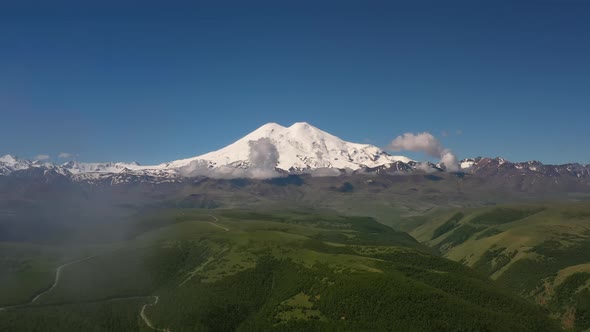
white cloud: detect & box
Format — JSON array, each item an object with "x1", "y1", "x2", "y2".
[
  {"x1": 440, "y1": 149, "x2": 459, "y2": 171},
  {"x1": 388, "y1": 132, "x2": 459, "y2": 171},
  {"x1": 388, "y1": 132, "x2": 443, "y2": 158},
  {"x1": 35, "y1": 154, "x2": 50, "y2": 161},
  {"x1": 247, "y1": 137, "x2": 280, "y2": 178},
  {"x1": 58, "y1": 152, "x2": 72, "y2": 159},
  {"x1": 415, "y1": 162, "x2": 438, "y2": 173}
]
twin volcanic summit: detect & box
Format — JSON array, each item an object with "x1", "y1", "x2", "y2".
[{"x1": 1, "y1": 122, "x2": 589, "y2": 184}]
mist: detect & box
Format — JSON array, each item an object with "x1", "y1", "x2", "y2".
[
  {"x1": 179, "y1": 138, "x2": 281, "y2": 179},
  {"x1": 304, "y1": 167, "x2": 343, "y2": 177}
]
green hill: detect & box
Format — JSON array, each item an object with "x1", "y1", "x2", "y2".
[
  {"x1": 0, "y1": 209, "x2": 558, "y2": 331},
  {"x1": 410, "y1": 202, "x2": 590, "y2": 330}
]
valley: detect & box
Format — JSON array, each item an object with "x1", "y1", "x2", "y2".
[{"x1": 0, "y1": 209, "x2": 560, "y2": 331}]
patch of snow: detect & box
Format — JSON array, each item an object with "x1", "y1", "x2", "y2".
[
  {"x1": 460, "y1": 161, "x2": 475, "y2": 169},
  {"x1": 0, "y1": 155, "x2": 33, "y2": 175},
  {"x1": 0, "y1": 155, "x2": 17, "y2": 164}
]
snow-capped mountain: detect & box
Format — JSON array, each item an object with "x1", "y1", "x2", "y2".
[
  {"x1": 0, "y1": 122, "x2": 413, "y2": 181},
  {"x1": 61, "y1": 161, "x2": 142, "y2": 174},
  {"x1": 0, "y1": 154, "x2": 33, "y2": 174},
  {"x1": 459, "y1": 157, "x2": 590, "y2": 178},
  {"x1": 1, "y1": 122, "x2": 589, "y2": 184},
  {"x1": 164, "y1": 122, "x2": 411, "y2": 171}
]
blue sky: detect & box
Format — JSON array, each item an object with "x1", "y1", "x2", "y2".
[{"x1": 1, "y1": 1, "x2": 589, "y2": 165}]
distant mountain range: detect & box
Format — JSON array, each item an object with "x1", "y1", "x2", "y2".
[{"x1": 1, "y1": 122, "x2": 589, "y2": 184}]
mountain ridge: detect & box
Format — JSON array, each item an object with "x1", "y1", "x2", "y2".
[{"x1": 1, "y1": 122, "x2": 589, "y2": 182}]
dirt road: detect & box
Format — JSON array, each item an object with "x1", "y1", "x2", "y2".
[{"x1": 208, "y1": 215, "x2": 229, "y2": 231}]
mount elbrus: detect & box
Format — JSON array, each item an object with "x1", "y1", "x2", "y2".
[{"x1": 1, "y1": 122, "x2": 589, "y2": 184}]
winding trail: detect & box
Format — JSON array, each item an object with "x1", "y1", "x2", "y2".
[
  {"x1": 0, "y1": 253, "x2": 171, "y2": 330},
  {"x1": 0, "y1": 242, "x2": 172, "y2": 330},
  {"x1": 32, "y1": 254, "x2": 100, "y2": 303},
  {"x1": 140, "y1": 296, "x2": 170, "y2": 332},
  {"x1": 1, "y1": 293, "x2": 170, "y2": 331},
  {"x1": 207, "y1": 215, "x2": 229, "y2": 232},
  {"x1": 178, "y1": 215, "x2": 229, "y2": 286},
  {"x1": 139, "y1": 215, "x2": 227, "y2": 329},
  {"x1": 0, "y1": 303, "x2": 26, "y2": 311},
  {"x1": 0, "y1": 254, "x2": 100, "y2": 311}
]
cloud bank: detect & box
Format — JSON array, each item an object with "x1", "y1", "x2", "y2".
[{"x1": 388, "y1": 132, "x2": 459, "y2": 171}]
